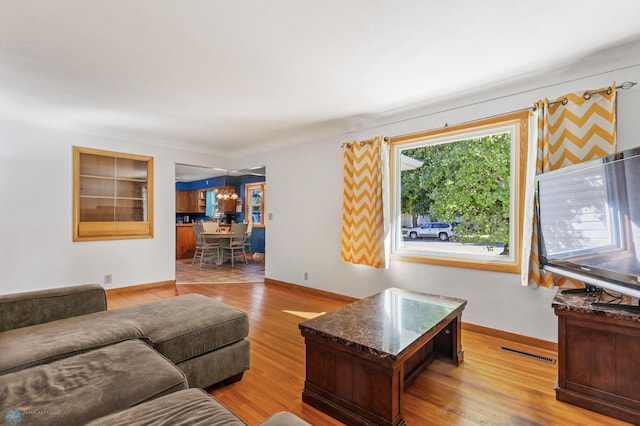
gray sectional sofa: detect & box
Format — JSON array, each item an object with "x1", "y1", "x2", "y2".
[{"x1": 0, "y1": 284, "x2": 309, "y2": 425}]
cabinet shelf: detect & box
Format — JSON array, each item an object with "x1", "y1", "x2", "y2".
[
  {"x1": 80, "y1": 195, "x2": 146, "y2": 201},
  {"x1": 79, "y1": 174, "x2": 147, "y2": 183}
]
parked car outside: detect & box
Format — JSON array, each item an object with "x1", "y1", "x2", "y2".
[{"x1": 406, "y1": 222, "x2": 455, "y2": 241}]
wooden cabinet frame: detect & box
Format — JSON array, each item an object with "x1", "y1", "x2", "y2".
[{"x1": 73, "y1": 146, "x2": 154, "y2": 241}]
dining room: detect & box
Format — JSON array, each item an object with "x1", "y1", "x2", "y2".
[
  {"x1": 176, "y1": 220, "x2": 266, "y2": 284},
  {"x1": 175, "y1": 164, "x2": 266, "y2": 285}
]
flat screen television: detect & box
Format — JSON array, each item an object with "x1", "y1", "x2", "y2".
[{"x1": 536, "y1": 146, "x2": 640, "y2": 311}]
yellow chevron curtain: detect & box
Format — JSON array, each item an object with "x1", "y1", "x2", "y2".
[
  {"x1": 521, "y1": 84, "x2": 617, "y2": 287},
  {"x1": 341, "y1": 136, "x2": 390, "y2": 268}
]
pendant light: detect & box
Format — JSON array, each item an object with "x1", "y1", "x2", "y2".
[{"x1": 216, "y1": 173, "x2": 238, "y2": 200}]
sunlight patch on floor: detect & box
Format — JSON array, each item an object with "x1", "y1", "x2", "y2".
[{"x1": 283, "y1": 310, "x2": 325, "y2": 319}]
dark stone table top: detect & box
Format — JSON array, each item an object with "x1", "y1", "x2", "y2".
[
  {"x1": 552, "y1": 290, "x2": 640, "y2": 323},
  {"x1": 299, "y1": 287, "x2": 466, "y2": 360}
]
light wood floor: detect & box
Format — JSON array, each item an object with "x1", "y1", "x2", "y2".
[{"x1": 107, "y1": 283, "x2": 630, "y2": 426}]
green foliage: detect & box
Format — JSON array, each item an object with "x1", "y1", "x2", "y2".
[{"x1": 401, "y1": 133, "x2": 511, "y2": 249}]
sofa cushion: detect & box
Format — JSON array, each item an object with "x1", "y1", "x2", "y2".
[
  {"x1": 0, "y1": 284, "x2": 106, "y2": 332},
  {"x1": 0, "y1": 339, "x2": 187, "y2": 425},
  {"x1": 177, "y1": 339, "x2": 250, "y2": 388},
  {"x1": 0, "y1": 310, "x2": 143, "y2": 374},
  {"x1": 85, "y1": 388, "x2": 246, "y2": 426},
  {"x1": 111, "y1": 294, "x2": 249, "y2": 363}
]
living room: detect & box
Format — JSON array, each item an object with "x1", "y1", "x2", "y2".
[{"x1": 2, "y1": 1, "x2": 640, "y2": 425}]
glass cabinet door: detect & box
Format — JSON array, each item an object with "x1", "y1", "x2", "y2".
[{"x1": 73, "y1": 147, "x2": 153, "y2": 241}]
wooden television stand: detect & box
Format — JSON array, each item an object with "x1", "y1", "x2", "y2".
[{"x1": 553, "y1": 290, "x2": 640, "y2": 424}]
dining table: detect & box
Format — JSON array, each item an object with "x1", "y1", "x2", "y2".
[{"x1": 202, "y1": 232, "x2": 234, "y2": 265}]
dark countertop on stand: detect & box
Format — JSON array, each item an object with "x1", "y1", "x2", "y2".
[{"x1": 552, "y1": 289, "x2": 640, "y2": 322}]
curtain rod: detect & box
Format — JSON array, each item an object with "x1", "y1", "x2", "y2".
[
  {"x1": 341, "y1": 81, "x2": 637, "y2": 147},
  {"x1": 380, "y1": 80, "x2": 637, "y2": 144},
  {"x1": 341, "y1": 139, "x2": 379, "y2": 148},
  {"x1": 534, "y1": 81, "x2": 637, "y2": 110}
]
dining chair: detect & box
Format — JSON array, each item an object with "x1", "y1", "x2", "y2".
[
  {"x1": 192, "y1": 222, "x2": 220, "y2": 267},
  {"x1": 243, "y1": 221, "x2": 253, "y2": 261},
  {"x1": 201, "y1": 221, "x2": 220, "y2": 233},
  {"x1": 222, "y1": 222, "x2": 248, "y2": 266}
]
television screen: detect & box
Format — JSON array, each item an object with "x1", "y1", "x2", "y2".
[{"x1": 536, "y1": 147, "x2": 640, "y2": 299}]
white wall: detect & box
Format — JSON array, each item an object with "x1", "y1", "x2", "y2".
[
  {"x1": 260, "y1": 64, "x2": 640, "y2": 343},
  {"x1": 0, "y1": 120, "x2": 230, "y2": 294},
  {"x1": 2, "y1": 62, "x2": 639, "y2": 344}
]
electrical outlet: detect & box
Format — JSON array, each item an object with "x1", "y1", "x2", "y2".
[
  {"x1": 104, "y1": 274, "x2": 112, "y2": 284},
  {"x1": 304, "y1": 272, "x2": 309, "y2": 281}
]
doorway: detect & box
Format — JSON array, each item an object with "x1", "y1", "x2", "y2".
[{"x1": 174, "y1": 163, "x2": 266, "y2": 284}]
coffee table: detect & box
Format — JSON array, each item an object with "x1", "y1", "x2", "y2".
[{"x1": 299, "y1": 287, "x2": 466, "y2": 426}]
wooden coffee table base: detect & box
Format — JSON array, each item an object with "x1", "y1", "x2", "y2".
[{"x1": 301, "y1": 313, "x2": 463, "y2": 426}]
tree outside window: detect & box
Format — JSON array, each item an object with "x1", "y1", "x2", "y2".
[
  {"x1": 401, "y1": 132, "x2": 511, "y2": 252},
  {"x1": 391, "y1": 111, "x2": 528, "y2": 273}
]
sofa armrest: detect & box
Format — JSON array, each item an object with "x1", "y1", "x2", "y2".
[{"x1": 0, "y1": 284, "x2": 107, "y2": 332}]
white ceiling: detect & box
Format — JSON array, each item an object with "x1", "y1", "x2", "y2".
[{"x1": 2, "y1": 1, "x2": 640, "y2": 162}]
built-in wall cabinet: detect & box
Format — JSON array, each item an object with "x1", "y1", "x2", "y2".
[{"x1": 73, "y1": 146, "x2": 154, "y2": 241}]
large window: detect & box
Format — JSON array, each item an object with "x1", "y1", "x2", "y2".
[
  {"x1": 73, "y1": 146, "x2": 154, "y2": 241},
  {"x1": 390, "y1": 111, "x2": 528, "y2": 272}
]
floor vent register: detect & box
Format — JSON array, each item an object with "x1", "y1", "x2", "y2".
[{"x1": 499, "y1": 346, "x2": 556, "y2": 364}]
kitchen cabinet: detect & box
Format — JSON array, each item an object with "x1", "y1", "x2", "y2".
[
  {"x1": 175, "y1": 186, "x2": 238, "y2": 214},
  {"x1": 176, "y1": 190, "x2": 207, "y2": 213},
  {"x1": 176, "y1": 190, "x2": 189, "y2": 213},
  {"x1": 197, "y1": 190, "x2": 207, "y2": 212},
  {"x1": 189, "y1": 190, "x2": 207, "y2": 213},
  {"x1": 176, "y1": 224, "x2": 196, "y2": 259}
]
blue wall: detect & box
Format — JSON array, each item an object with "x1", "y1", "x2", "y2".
[
  {"x1": 176, "y1": 175, "x2": 266, "y2": 253},
  {"x1": 175, "y1": 176, "x2": 228, "y2": 190}
]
